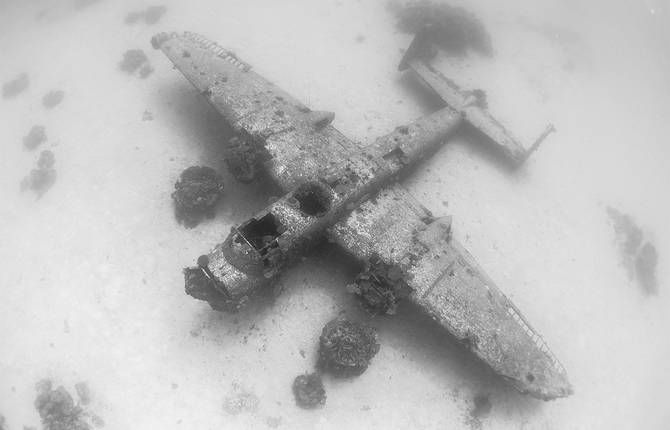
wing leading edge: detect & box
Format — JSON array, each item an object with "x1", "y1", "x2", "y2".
[
  {"x1": 152, "y1": 32, "x2": 358, "y2": 191},
  {"x1": 329, "y1": 185, "x2": 572, "y2": 400}
]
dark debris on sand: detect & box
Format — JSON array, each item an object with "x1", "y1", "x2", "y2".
[
  {"x1": 3, "y1": 73, "x2": 30, "y2": 99},
  {"x1": 119, "y1": 50, "x2": 154, "y2": 79},
  {"x1": 23, "y1": 125, "x2": 47, "y2": 150},
  {"x1": 34, "y1": 380, "x2": 91, "y2": 430},
  {"x1": 125, "y1": 6, "x2": 167, "y2": 25},
  {"x1": 292, "y1": 373, "x2": 326, "y2": 409},
  {"x1": 389, "y1": 0, "x2": 493, "y2": 57},
  {"x1": 43, "y1": 90, "x2": 65, "y2": 109},
  {"x1": 607, "y1": 206, "x2": 659, "y2": 294},
  {"x1": 172, "y1": 166, "x2": 225, "y2": 228},
  {"x1": 318, "y1": 319, "x2": 380, "y2": 377},
  {"x1": 21, "y1": 150, "x2": 57, "y2": 197}
]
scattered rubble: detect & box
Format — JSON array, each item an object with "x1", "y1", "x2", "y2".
[
  {"x1": 23, "y1": 125, "x2": 47, "y2": 150},
  {"x1": 389, "y1": 0, "x2": 493, "y2": 57},
  {"x1": 222, "y1": 383, "x2": 259, "y2": 415},
  {"x1": 172, "y1": 166, "x2": 225, "y2": 228},
  {"x1": 142, "y1": 110, "x2": 153, "y2": 121},
  {"x1": 3, "y1": 73, "x2": 30, "y2": 99},
  {"x1": 348, "y1": 255, "x2": 412, "y2": 315},
  {"x1": 318, "y1": 319, "x2": 380, "y2": 377},
  {"x1": 607, "y1": 206, "x2": 659, "y2": 294},
  {"x1": 119, "y1": 49, "x2": 154, "y2": 79},
  {"x1": 292, "y1": 373, "x2": 326, "y2": 409},
  {"x1": 43, "y1": 90, "x2": 65, "y2": 108},
  {"x1": 34, "y1": 379, "x2": 92, "y2": 430},
  {"x1": 21, "y1": 150, "x2": 57, "y2": 197},
  {"x1": 125, "y1": 6, "x2": 167, "y2": 25}
]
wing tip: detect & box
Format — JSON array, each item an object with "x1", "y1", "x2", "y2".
[{"x1": 150, "y1": 31, "x2": 252, "y2": 72}]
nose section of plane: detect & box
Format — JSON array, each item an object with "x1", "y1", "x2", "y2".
[{"x1": 184, "y1": 241, "x2": 271, "y2": 312}]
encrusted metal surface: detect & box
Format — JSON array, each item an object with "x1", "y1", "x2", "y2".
[
  {"x1": 329, "y1": 186, "x2": 571, "y2": 400},
  {"x1": 154, "y1": 31, "x2": 571, "y2": 400}
]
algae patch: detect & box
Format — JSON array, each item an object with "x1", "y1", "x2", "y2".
[
  {"x1": 43, "y1": 90, "x2": 65, "y2": 108},
  {"x1": 23, "y1": 125, "x2": 47, "y2": 150},
  {"x1": 607, "y1": 206, "x2": 659, "y2": 294},
  {"x1": 3, "y1": 73, "x2": 30, "y2": 99},
  {"x1": 125, "y1": 6, "x2": 167, "y2": 25},
  {"x1": 73, "y1": 0, "x2": 103, "y2": 11},
  {"x1": 21, "y1": 150, "x2": 57, "y2": 197},
  {"x1": 119, "y1": 50, "x2": 154, "y2": 79},
  {"x1": 465, "y1": 393, "x2": 492, "y2": 430},
  {"x1": 389, "y1": 0, "x2": 493, "y2": 57},
  {"x1": 34, "y1": 379, "x2": 102, "y2": 430}
]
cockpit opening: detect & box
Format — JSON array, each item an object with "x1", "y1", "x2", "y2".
[
  {"x1": 236, "y1": 213, "x2": 281, "y2": 251},
  {"x1": 294, "y1": 182, "x2": 332, "y2": 217}
]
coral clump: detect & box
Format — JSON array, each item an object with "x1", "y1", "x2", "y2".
[
  {"x1": 292, "y1": 373, "x2": 326, "y2": 409},
  {"x1": 318, "y1": 319, "x2": 380, "y2": 377},
  {"x1": 390, "y1": 0, "x2": 493, "y2": 57},
  {"x1": 21, "y1": 150, "x2": 57, "y2": 197},
  {"x1": 34, "y1": 380, "x2": 90, "y2": 430},
  {"x1": 172, "y1": 166, "x2": 225, "y2": 228}
]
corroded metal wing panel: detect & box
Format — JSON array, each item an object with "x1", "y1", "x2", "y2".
[
  {"x1": 329, "y1": 185, "x2": 572, "y2": 400},
  {"x1": 152, "y1": 32, "x2": 358, "y2": 190}
]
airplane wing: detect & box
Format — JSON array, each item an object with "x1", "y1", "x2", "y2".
[
  {"x1": 152, "y1": 32, "x2": 357, "y2": 190},
  {"x1": 154, "y1": 32, "x2": 571, "y2": 400},
  {"x1": 328, "y1": 185, "x2": 572, "y2": 400}
]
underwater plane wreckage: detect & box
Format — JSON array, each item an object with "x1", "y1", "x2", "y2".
[{"x1": 152, "y1": 28, "x2": 571, "y2": 401}]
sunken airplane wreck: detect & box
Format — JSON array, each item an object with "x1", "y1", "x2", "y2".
[{"x1": 152, "y1": 29, "x2": 571, "y2": 401}]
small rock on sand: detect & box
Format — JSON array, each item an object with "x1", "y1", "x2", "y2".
[{"x1": 292, "y1": 373, "x2": 326, "y2": 409}]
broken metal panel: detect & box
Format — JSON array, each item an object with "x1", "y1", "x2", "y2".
[{"x1": 329, "y1": 185, "x2": 572, "y2": 400}]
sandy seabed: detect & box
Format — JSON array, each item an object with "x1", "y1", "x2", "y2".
[{"x1": 0, "y1": 0, "x2": 669, "y2": 429}]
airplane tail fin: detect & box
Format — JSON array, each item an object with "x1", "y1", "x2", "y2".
[{"x1": 399, "y1": 28, "x2": 555, "y2": 167}]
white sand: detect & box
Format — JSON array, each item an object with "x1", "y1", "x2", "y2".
[{"x1": 0, "y1": 0, "x2": 668, "y2": 429}]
